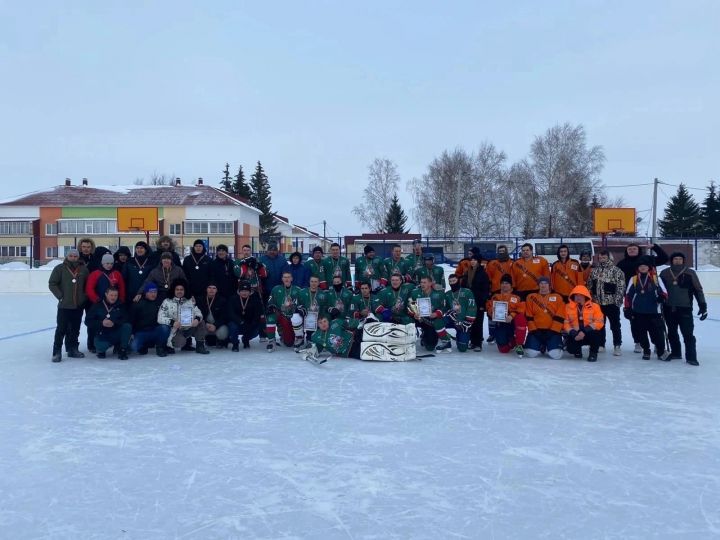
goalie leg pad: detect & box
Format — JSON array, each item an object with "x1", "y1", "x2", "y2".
[
  {"x1": 362, "y1": 322, "x2": 416, "y2": 344},
  {"x1": 360, "y1": 342, "x2": 417, "y2": 361}
]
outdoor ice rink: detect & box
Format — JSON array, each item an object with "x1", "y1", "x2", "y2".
[{"x1": 1, "y1": 293, "x2": 718, "y2": 540}]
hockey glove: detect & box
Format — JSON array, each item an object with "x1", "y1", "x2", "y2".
[
  {"x1": 296, "y1": 306, "x2": 307, "y2": 317},
  {"x1": 328, "y1": 307, "x2": 341, "y2": 320},
  {"x1": 372, "y1": 285, "x2": 385, "y2": 294},
  {"x1": 699, "y1": 303, "x2": 708, "y2": 321},
  {"x1": 623, "y1": 308, "x2": 632, "y2": 321},
  {"x1": 380, "y1": 308, "x2": 392, "y2": 322}
]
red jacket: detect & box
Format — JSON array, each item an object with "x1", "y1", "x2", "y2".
[{"x1": 85, "y1": 269, "x2": 126, "y2": 304}]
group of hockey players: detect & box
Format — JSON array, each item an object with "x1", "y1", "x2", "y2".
[{"x1": 48, "y1": 235, "x2": 707, "y2": 366}]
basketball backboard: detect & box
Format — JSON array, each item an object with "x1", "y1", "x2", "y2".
[
  {"x1": 593, "y1": 208, "x2": 636, "y2": 235},
  {"x1": 117, "y1": 207, "x2": 159, "y2": 233}
]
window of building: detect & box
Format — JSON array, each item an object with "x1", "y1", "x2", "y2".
[
  {"x1": 0, "y1": 221, "x2": 31, "y2": 235},
  {"x1": 46, "y1": 246, "x2": 59, "y2": 258},
  {"x1": 0, "y1": 246, "x2": 28, "y2": 257},
  {"x1": 45, "y1": 223, "x2": 57, "y2": 235},
  {"x1": 57, "y1": 219, "x2": 118, "y2": 235},
  {"x1": 169, "y1": 223, "x2": 181, "y2": 235},
  {"x1": 184, "y1": 221, "x2": 234, "y2": 235}
]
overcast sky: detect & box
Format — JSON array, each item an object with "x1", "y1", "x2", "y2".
[{"x1": 0, "y1": 1, "x2": 718, "y2": 237}]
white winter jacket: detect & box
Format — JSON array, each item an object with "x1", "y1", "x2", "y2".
[{"x1": 158, "y1": 297, "x2": 203, "y2": 326}]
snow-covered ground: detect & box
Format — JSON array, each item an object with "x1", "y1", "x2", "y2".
[{"x1": 1, "y1": 294, "x2": 719, "y2": 540}]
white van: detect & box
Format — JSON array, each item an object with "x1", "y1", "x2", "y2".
[{"x1": 516, "y1": 238, "x2": 595, "y2": 264}]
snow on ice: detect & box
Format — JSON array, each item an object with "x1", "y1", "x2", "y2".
[{"x1": 0, "y1": 293, "x2": 718, "y2": 539}]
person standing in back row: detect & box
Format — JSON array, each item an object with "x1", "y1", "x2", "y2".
[
  {"x1": 587, "y1": 249, "x2": 626, "y2": 356},
  {"x1": 511, "y1": 243, "x2": 550, "y2": 301},
  {"x1": 659, "y1": 252, "x2": 707, "y2": 366},
  {"x1": 617, "y1": 242, "x2": 669, "y2": 353}
]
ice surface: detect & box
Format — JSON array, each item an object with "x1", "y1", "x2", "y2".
[{"x1": 1, "y1": 294, "x2": 719, "y2": 539}]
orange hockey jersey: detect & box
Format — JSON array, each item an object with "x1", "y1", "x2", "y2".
[
  {"x1": 525, "y1": 291, "x2": 565, "y2": 333},
  {"x1": 511, "y1": 257, "x2": 551, "y2": 294},
  {"x1": 550, "y1": 258, "x2": 582, "y2": 299}
]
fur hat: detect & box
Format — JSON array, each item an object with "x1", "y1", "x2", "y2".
[
  {"x1": 637, "y1": 255, "x2": 653, "y2": 268},
  {"x1": 670, "y1": 251, "x2": 686, "y2": 262},
  {"x1": 170, "y1": 278, "x2": 189, "y2": 296}
]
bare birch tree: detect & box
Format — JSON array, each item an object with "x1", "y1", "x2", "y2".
[{"x1": 352, "y1": 158, "x2": 401, "y2": 232}]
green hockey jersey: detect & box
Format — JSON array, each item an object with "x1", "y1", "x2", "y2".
[
  {"x1": 375, "y1": 283, "x2": 416, "y2": 324},
  {"x1": 268, "y1": 284, "x2": 302, "y2": 317},
  {"x1": 354, "y1": 256, "x2": 386, "y2": 288},
  {"x1": 324, "y1": 286, "x2": 355, "y2": 318},
  {"x1": 297, "y1": 287, "x2": 331, "y2": 317},
  {"x1": 311, "y1": 318, "x2": 356, "y2": 357},
  {"x1": 303, "y1": 258, "x2": 327, "y2": 288},
  {"x1": 349, "y1": 293, "x2": 380, "y2": 319},
  {"x1": 383, "y1": 257, "x2": 409, "y2": 280},
  {"x1": 445, "y1": 287, "x2": 477, "y2": 323},
  {"x1": 323, "y1": 256, "x2": 352, "y2": 287},
  {"x1": 412, "y1": 265, "x2": 446, "y2": 289},
  {"x1": 404, "y1": 253, "x2": 425, "y2": 274},
  {"x1": 409, "y1": 287, "x2": 447, "y2": 318}
]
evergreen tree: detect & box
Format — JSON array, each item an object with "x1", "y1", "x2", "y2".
[
  {"x1": 249, "y1": 161, "x2": 278, "y2": 242},
  {"x1": 701, "y1": 180, "x2": 720, "y2": 236},
  {"x1": 383, "y1": 193, "x2": 409, "y2": 233},
  {"x1": 232, "y1": 165, "x2": 252, "y2": 200},
  {"x1": 658, "y1": 183, "x2": 703, "y2": 237},
  {"x1": 220, "y1": 163, "x2": 232, "y2": 192}
]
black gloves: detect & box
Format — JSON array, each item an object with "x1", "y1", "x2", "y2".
[
  {"x1": 699, "y1": 303, "x2": 708, "y2": 321},
  {"x1": 623, "y1": 308, "x2": 632, "y2": 320}
]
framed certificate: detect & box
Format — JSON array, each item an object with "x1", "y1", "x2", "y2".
[
  {"x1": 493, "y1": 301, "x2": 508, "y2": 322},
  {"x1": 304, "y1": 311, "x2": 318, "y2": 331},
  {"x1": 180, "y1": 306, "x2": 194, "y2": 327},
  {"x1": 417, "y1": 297, "x2": 432, "y2": 317}
]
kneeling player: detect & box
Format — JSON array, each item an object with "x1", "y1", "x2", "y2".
[
  {"x1": 486, "y1": 274, "x2": 527, "y2": 356},
  {"x1": 443, "y1": 274, "x2": 476, "y2": 352},
  {"x1": 409, "y1": 276, "x2": 450, "y2": 353},
  {"x1": 564, "y1": 285, "x2": 604, "y2": 362},
  {"x1": 374, "y1": 273, "x2": 414, "y2": 324},
  {"x1": 309, "y1": 315, "x2": 362, "y2": 360},
  {"x1": 523, "y1": 276, "x2": 565, "y2": 359},
  {"x1": 265, "y1": 271, "x2": 302, "y2": 352}
]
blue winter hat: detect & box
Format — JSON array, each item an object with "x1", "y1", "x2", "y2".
[{"x1": 144, "y1": 282, "x2": 159, "y2": 294}]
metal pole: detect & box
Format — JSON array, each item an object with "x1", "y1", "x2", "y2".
[{"x1": 651, "y1": 177, "x2": 659, "y2": 246}]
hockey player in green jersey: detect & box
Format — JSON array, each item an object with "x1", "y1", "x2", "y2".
[
  {"x1": 265, "y1": 270, "x2": 302, "y2": 352},
  {"x1": 325, "y1": 274, "x2": 354, "y2": 319},
  {"x1": 296, "y1": 276, "x2": 331, "y2": 348},
  {"x1": 354, "y1": 245, "x2": 387, "y2": 291},
  {"x1": 409, "y1": 275, "x2": 451, "y2": 352},
  {"x1": 412, "y1": 254, "x2": 446, "y2": 291},
  {"x1": 384, "y1": 244, "x2": 409, "y2": 282},
  {"x1": 322, "y1": 242, "x2": 352, "y2": 289},
  {"x1": 374, "y1": 272, "x2": 415, "y2": 324},
  {"x1": 350, "y1": 282, "x2": 380, "y2": 321},
  {"x1": 444, "y1": 273, "x2": 477, "y2": 352},
  {"x1": 404, "y1": 239, "x2": 425, "y2": 282},
  {"x1": 304, "y1": 246, "x2": 327, "y2": 289},
  {"x1": 310, "y1": 314, "x2": 362, "y2": 359}
]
